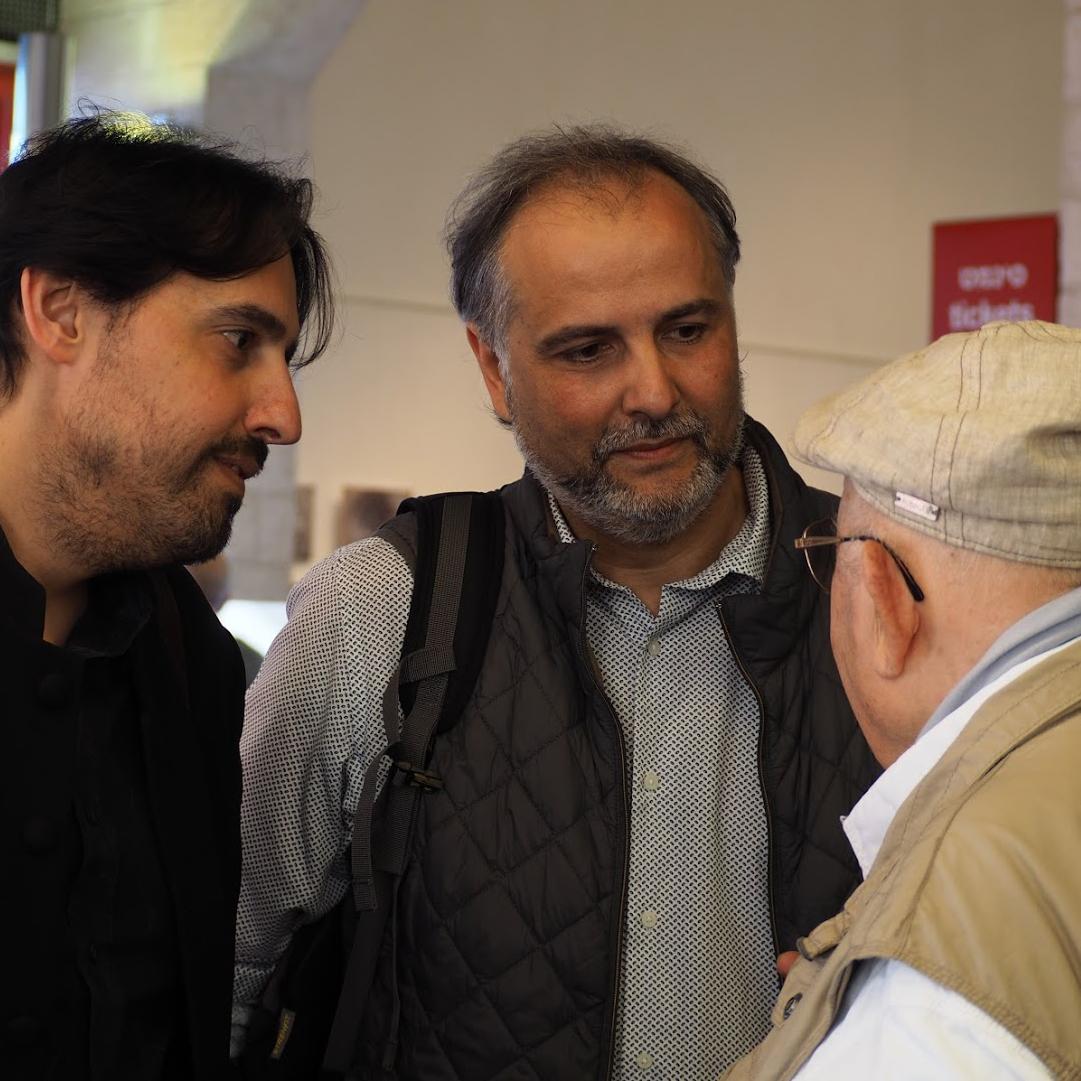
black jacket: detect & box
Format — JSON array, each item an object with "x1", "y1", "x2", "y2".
[
  {"x1": 728, "y1": 420, "x2": 880, "y2": 950},
  {"x1": 1, "y1": 558, "x2": 245, "y2": 1079},
  {"x1": 355, "y1": 418, "x2": 879, "y2": 1080}
]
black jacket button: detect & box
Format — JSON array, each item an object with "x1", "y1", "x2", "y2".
[{"x1": 783, "y1": 993, "x2": 803, "y2": 1020}]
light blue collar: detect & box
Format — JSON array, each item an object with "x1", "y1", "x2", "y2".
[{"x1": 919, "y1": 585, "x2": 1081, "y2": 737}]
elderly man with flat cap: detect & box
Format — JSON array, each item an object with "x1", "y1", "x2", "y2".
[{"x1": 725, "y1": 319, "x2": 1081, "y2": 1080}]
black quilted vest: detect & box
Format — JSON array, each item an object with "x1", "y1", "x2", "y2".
[{"x1": 356, "y1": 419, "x2": 880, "y2": 1080}]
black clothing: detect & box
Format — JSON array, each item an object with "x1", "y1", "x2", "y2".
[
  {"x1": 1, "y1": 535, "x2": 245, "y2": 1080},
  {"x1": 355, "y1": 419, "x2": 880, "y2": 1080},
  {"x1": 727, "y1": 422, "x2": 882, "y2": 950},
  {"x1": 236, "y1": 637, "x2": 264, "y2": 687}
]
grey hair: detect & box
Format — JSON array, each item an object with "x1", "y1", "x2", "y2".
[{"x1": 444, "y1": 124, "x2": 741, "y2": 358}]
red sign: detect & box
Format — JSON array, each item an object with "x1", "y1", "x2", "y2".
[
  {"x1": 931, "y1": 214, "x2": 1057, "y2": 341},
  {"x1": 0, "y1": 64, "x2": 11, "y2": 171}
]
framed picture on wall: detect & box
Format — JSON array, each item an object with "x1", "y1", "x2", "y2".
[
  {"x1": 294, "y1": 484, "x2": 315, "y2": 563},
  {"x1": 336, "y1": 487, "x2": 410, "y2": 548}
]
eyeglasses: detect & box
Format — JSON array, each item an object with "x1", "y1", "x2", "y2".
[{"x1": 794, "y1": 518, "x2": 925, "y2": 602}]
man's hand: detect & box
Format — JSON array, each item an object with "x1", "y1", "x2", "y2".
[{"x1": 776, "y1": 950, "x2": 798, "y2": 978}]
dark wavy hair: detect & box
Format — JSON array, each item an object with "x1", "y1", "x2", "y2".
[
  {"x1": 0, "y1": 109, "x2": 333, "y2": 397},
  {"x1": 446, "y1": 124, "x2": 740, "y2": 351}
]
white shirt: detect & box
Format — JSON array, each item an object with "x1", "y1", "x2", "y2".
[{"x1": 794, "y1": 639, "x2": 1080, "y2": 1080}]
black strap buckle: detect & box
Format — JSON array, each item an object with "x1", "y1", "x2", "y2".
[{"x1": 393, "y1": 760, "x2": 444, "y2": 792}]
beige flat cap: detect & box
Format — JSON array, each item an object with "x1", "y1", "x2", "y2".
[{"x1": 794, "y1": 320, "x2": 1081, "y2": 568}]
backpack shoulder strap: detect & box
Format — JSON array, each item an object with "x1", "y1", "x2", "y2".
[
  {"x1": 348, "y1": 490, "x2": 504, "y2": 906},
  {"x1": 396, "y1": 490, "x2": 505, "y2": 733},
  {"x1": 322, "y1": 490, "x2": 504, "y2": 1074}
]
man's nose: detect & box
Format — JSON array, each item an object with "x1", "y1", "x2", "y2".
[
  {"x1": 247, "y1": 363, "x2": 302, "y2": 446},
  {"x1": 621, "y1": 341, "x2": 680, "y2": 420}
]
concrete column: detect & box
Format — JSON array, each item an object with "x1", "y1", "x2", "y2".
[{"x1": 14, "y1": 32, "x2": 67, "y2": 143}]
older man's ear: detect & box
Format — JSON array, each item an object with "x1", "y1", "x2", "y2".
[
  {"x1": 466, "y1": 325, "x2": 512, "y2": 423},
  {"x1": 860, "y1": 540, "x2": 921, "y2": 680}
]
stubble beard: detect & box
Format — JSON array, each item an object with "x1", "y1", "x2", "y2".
[
  {"x1": 509, "y1": 392, "x2": 746, "y2": 546},
  {"x1": 39, "y1": 413, "x2": 261, "y2": 576}
]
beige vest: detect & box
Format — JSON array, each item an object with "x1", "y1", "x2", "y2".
[{"x1": 725, "y1": 638, "x2": 1081, "y2": 1081}]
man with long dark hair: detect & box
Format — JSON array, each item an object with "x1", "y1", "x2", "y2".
[{"x1": 0, "y1": 110, "x2": 331, "y2": 1080}]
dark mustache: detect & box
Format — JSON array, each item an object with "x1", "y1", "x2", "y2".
[{"x1": 205, "y1": 436, "x2": 268, "y2": 476}]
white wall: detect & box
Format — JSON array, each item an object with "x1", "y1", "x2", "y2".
[
  {"x1": 55, "y1": 0, "x2": 1065, "y2": 576},
  {"x1": 62, "y1": 0, "x2": 252, "y2": 125},
  {"x1": 1062, "y1": 0, "x2": 1081, "y2": 325},
  {"x1": 298, "y1": 0, "x2": 1063, "y2": 567}
]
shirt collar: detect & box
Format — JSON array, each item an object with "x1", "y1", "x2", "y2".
[
  {"x1": 842, "y1": 628, "x2": 1081, "y2": 878},
  {"x1": 918, "y1": 585, "x2": 1081, "y2": 737},
  {"x1": 545, "y1": 443, "x2": 772, "y2": 593},
  {"x1": 71, "y1": 571, "x2": 153, "y2": 657},
  {"x1": 0, "y1": 525, "x2": 48, "y2": 638},
  {"x1": 0, "y1": 525, "x2": 152, "y2": 654}
]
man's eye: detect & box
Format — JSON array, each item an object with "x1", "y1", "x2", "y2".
[
  {"x1": 666, "y1": 323, "x2": 705, "y2": 343},
  {"x1": 222, "y1": 329, "x2": 254, "y2": 350},
  {"x1": 562, "y1": 341, "x2": 608, "y2": 364}
]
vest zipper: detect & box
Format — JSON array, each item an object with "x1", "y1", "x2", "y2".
[
  {"x1": 718, "y1": 603, "x2": 780, "y2": 958},
  {"x1": 575, "y1": 544, "x2": 631, "y2": 1080}
]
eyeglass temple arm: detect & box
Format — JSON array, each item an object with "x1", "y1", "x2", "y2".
[
  {"x1": 794, "y1": 533, "x2": 925, "y2": 603},
  {"x1": 793, "y1": 536, "x2": 840, "y2": 550}
]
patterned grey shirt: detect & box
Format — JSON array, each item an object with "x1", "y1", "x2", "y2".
[{"x1": 234, "y1": 447, "x2": 777, "y2": 1078}]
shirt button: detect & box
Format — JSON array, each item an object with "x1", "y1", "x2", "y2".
[
  {"x1": 642, "y1": 770, "x2": 660, "y2": 792},
  {"x1": 636, "y1": 1050, "x2": 655, "y2": 1071},
  {"x1": 783, "y1": 992, "x2": 803, "y2": 1019},
  {"x1": 646, "y1": 638, "x2": 661, "y2": 657},
  {"x1": 37, "y1": 671, "x2": 73, "y2": 709},
  {"x1": 640, "y1": 909, "x2": 658, "y2": 929}
]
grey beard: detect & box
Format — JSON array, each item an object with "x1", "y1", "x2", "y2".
[{"x1": 515, "y1": 411, "x2": 745, "y2": 546}]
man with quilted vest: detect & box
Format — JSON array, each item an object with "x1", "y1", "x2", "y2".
[
  {"x1": 234, "y1": 126, "x2": 879, "y2": 1079},
  {"x1": 726, "y1": 319, "x2": 1081, "y2": 1080}
]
